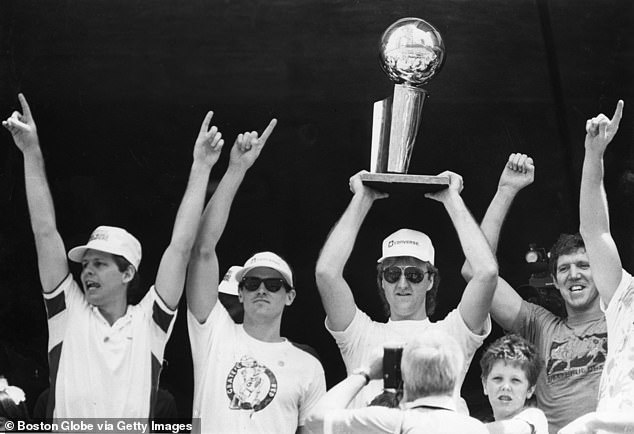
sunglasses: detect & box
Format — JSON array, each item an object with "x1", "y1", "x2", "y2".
[
  {"x1": 382, "y1": 266, "x2": 429, "y2": 284},
  {"x1": 240, "y1": 276, "x2": 288, "y2": 292}
]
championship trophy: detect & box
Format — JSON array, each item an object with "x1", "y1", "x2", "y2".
[{"x1": 360, "y1": 17, "x2": 449, "y2": 193}]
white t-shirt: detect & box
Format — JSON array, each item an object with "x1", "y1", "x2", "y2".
[
  {"x1": 327, "y1": 307, "x2": 491, "y2": 408},
  {"x1": 43, "y1": 274, "x2": 176, "y2": 418},
  {"x1": 323, "y1": 395, "x2": 488, "y2": 434},
  {"x1": 188, "y1": 303, "x2": 326, "y2": 434},
  {"x1": 512, "y1": 407, "x2": 549, "y2": 434},
  {"x1": 598, "y1": 269, "x2": 634, "y2": 412}
]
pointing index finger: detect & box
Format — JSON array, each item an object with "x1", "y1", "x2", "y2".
[
  {"x1": 18, "y1": 93, "x2": 32, "y2": 119},
  {"x1": 612, "y1": 100, "x2": 624, "y2": 126},
  {"x1": 259, "y1": 118, "x2": 278, "y2": 144},
  {"x1": 199, "y1": 111, "x2": 214, "y2": 134}
]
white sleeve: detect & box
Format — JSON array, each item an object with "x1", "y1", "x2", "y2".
[
  {"x1": 298, "y1": 360, "x2": 327, "y2": 426},
  {"x1": 513, "y1": 407, "x2": 549, "y2": 434},
  {"x1": 187, "y1": 302, "x2": 234, "y2": 371},
  {"x1": 137, "y1": 285, "x2": 178, "y2": 363},
  {"x1": 43, "y1": 274, "x2": 85, "y2": 352},
  {"x1": 326, "y1": 308, "x2": 376, "y2": 369},
  {"x1": 436, "y1": 309, "x2": 491, "y2": 382},
  {"x1": 601, "y1": 269, "x2": 633, "y2": 313}
]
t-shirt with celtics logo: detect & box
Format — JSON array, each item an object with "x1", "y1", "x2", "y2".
[{"x1": 188, "y1": 303, "x2": 326, "y2": 434}]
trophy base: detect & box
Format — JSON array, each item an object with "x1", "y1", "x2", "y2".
[{"x1": 360, "y1": 172, "x2": 449, "y2": 194}]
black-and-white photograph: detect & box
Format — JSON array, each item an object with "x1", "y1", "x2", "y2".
[{"x1": 1, "y1": 1, "x2": 633, "y2": 433}]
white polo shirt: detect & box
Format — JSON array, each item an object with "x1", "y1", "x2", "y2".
[{"x1": 43, "y1": 274, "x2": 176, "y2": 418}]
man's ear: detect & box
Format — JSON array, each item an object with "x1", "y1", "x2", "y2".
[
  {"x1": 122, "y1": 266, "x2": 135, "y2": 284},
  {"x1": 426, "y1": 274, "x2": 435, "y2": 293},
  {"x1": 238, "y1": 288, "x2": 244, "y2": 303},
  {"x1": 285, "y1": 289, "x2": 296, "y2": 306}
]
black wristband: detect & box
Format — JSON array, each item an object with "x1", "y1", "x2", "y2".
[{"x1": 352, "y1": 369, "x2": 370, "y2": 385}]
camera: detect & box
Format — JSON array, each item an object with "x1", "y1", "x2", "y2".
[{"x1": 368, "y1": 345, "x2": 403, "y2": 408}]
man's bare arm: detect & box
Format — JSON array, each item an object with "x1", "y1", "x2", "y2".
[
  {"x1": 461, "y1": 154, "x2": 535, "y2": 330},
  {"x1": 3, "y1": 94, "x2": 68, "y2": 292},
  {"x1": 315, "y1": 170, "x2": 387, "y2": 331},
  {"x1": 187, "y1": 120, "x2": 276, "y2": 322},
  {"x1": 426, "y1": 171, "x2": 498, "y2": 334},
  {"x1": 579, "y1": 100, "x2": 624, "y2": 305}
]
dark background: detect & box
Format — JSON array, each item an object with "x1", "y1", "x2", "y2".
[{"x1": 1, "y1": 0, "x2": 633, "y2": 420}]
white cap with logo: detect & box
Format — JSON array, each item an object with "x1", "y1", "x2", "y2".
[
  {"x1": 377, "y1": 228, "x2": 435, "y2": 265},
  {"x1": 235, "y1": 251, "x2": 294, "y2": 288},
  {"x1": 219, "y1": 266, "x2": 242, "y2": 296},
  {"x1": 68, "y1": 226, "x2": 142, "y2": 270}
]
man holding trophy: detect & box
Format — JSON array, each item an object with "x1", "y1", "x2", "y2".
[{"x1": 315, "y1": 18, "x2": 498, "y2": 411}]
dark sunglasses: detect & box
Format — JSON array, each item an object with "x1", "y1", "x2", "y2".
[
  {"x1": 240, "y1": 276, "x2": 288, "y2": 292},
  {"x1": 382, "y1": 266, "x2": 429, "y2": 284}
]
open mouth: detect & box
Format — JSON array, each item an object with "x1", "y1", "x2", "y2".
[
  {"x1": 497, "y1": 395, "x2": 512, "y2": 402},
  {"x1": 84, "y1": 281, "x2": 100, "y2": 291},
  {"x1": 569, "y1": 284, "x2": 585, "y2": 292}
]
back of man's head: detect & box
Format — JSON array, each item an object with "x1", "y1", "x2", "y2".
[{"x1": 401, "y1": 331, "x2": 463, "y2": 401}]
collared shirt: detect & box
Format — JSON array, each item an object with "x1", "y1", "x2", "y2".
[
  {"x1": 43, "y1": 274, "x2": 176, "y2": 418},
  {"x1": 323, "y1": 395, "x2": 488, "y2": 434}
]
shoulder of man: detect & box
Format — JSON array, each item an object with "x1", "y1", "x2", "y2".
[{"x1": 289, "y1": 341, "x2": 323, "y2": 364}]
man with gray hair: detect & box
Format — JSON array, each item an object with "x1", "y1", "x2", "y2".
[{"x1": 305, "y1": 331, "x2": 488, "y2": 433}]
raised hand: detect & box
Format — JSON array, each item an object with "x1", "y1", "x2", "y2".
[
  {"x1": 425, "y1": 170, "x2": 463, "y2": 203},
  {"x1": 193, "y1": 111, "x2": 224, "y2": 167},
  {"x1": 2, "y1": 93, "x2": 39, "y2": 153},
  {"x1": 367, "y1": 350, "x2": 384, "y2": 381},
  {"x1": 585, "y1": 100, "x2": 624, "y2": 155},
  {"x1": 229, "y1": 118, "x2": 277, "y2": 171},
  {"x1": 348, "y1": 170, "x2": 389, "y2": 201},
  {"x1": 498, "y1": 153, "x2": 535, "y2": 193}
]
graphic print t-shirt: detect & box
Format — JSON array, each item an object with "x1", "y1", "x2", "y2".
[
  {"x1": 188, "y1": 304, "x2": 326, "y2": 434},
  {"x1": 512, "y1": 301, "x2": 607, "y2": 434}
]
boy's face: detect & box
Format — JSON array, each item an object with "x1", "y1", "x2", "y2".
[{"x1": 482, "y1": 360, "x2": 535, "y2": 421}]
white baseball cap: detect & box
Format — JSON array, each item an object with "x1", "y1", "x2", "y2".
[
  {"x1": 219, "y1": 266, "x2": 242, "y2": 296},
  {"x1": 68, "y1": 226, "x2": 142, "y2": 270},
  {"x1": 235, "y1": 252, "x2": 294, "y2": 288},
  {"x1": 377, "y1": 228, "x2": 435, "y2": 265}
]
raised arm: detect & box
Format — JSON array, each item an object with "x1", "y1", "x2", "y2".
[
  {"x1": 426, "y1": 171, "x2": 498, "y2": 334},
  {"x1": 559, "y1": 411, "x2": 634, "y2": 434},
  {"x1": 461, "y1": 154, "x2": 535, "y2": 330},
  {"x1": 153, "y1": 112, "x2": 223, "y2": 310},
  {"x1": 315, "y1": 170, "x2": 388, "y2": 331},
  {"x1": 304, "y1": 352, "x2": 382, "y2": 433},
  {"x1": 186, "y1": 119, "x2": 277, "y2": 322},
  {"x1": 579, "y1": 100, "x2": 624, "y2": 305},
  {"x1": 3, "y1": 94, "x2": 68, "y2": 292}
]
